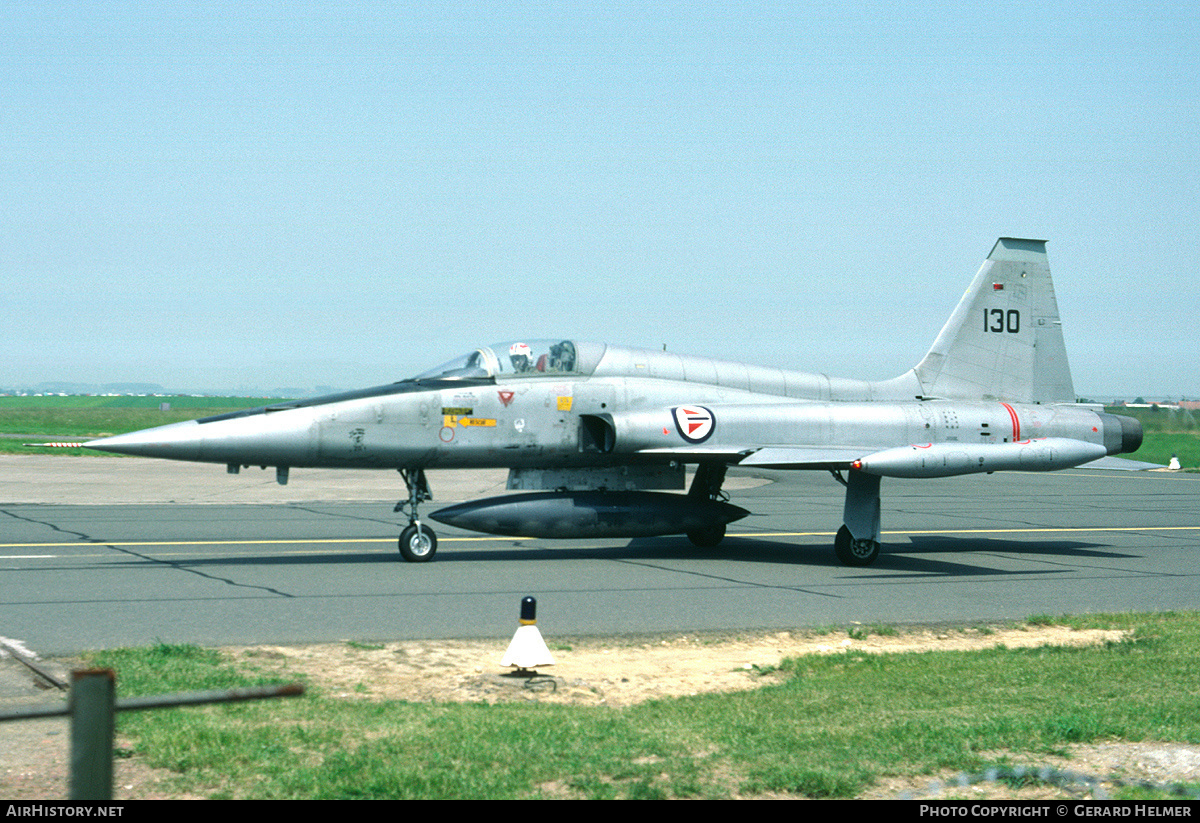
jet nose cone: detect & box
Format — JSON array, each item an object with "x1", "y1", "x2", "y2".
[{"x1": 84, "y1": 421, "x2": 204, "y2": 460}]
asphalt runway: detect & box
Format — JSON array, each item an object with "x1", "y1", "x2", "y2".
[{"x1": 2, "y1": 463, "x2": 1198, "y2": 654}]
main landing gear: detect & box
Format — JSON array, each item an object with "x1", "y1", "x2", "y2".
[
  {"x1": 834, "y1": 525, "x2": 879, "y2": 566},
  {"x1": 831, "y1": 469, "x2": 882, "y2": 567},
  {"x1": 686, "y1": 462, "x2": 729, "y2": 548},
  {"x1": 394, "y1": 468, "x2": 437, "y2": 562}
]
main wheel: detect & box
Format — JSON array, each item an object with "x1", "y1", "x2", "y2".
[
  {"x1": 399, "y1": 524, "x2": 437, "y2": 562},
  {"x1": 834, "y1": 525, "x2": 879, "y2": 567},
  {"x1": 687, "y1": 522, "x2": 726, "y2": 548}
]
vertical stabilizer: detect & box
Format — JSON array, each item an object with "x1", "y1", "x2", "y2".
[{"x1": 912, "y1": 238, "x2": 1075, "y2": 404}]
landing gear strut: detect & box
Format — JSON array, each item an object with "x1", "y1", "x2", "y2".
[
  {"x1": 831, "y1": 469, "x2": 882, "y2": 566},
  {"x1": 686, "y1": 462, "x2": 729, "y2": 548},
  {"x1": 394, "y1": 468, "x2": 437, "y2": 562}
]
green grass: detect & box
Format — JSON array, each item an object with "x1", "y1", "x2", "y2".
[
  {"x1": 1107, "y1": 406, "x2": 1200, "y2": 469},
  {"x1": 1135, "y1": 431, "x2": 1200, "y2": 470},
  {"x1": 1110, "y1": 405, "x2": 1200, "y2": 434},
  {"x1": 0, "y1": 395, "x2": 284, "y2": 455},
  {"x1": 85, "y1": 612, "x2": 1200, "y2": 800}
]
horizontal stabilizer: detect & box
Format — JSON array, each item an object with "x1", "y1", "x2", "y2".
[{"x1": 1074, "y1": 456, "x2": 1166, "y2": 471}]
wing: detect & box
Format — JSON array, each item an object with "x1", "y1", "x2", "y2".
[
  {"x1": 735, "y1": 446, "x2": 866, "y2": 470},
  {"x1": 632, "y1": 445, "x2": 865, "y2": 470}
]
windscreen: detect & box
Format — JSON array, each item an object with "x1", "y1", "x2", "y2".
[{"x1": 412, "y1": 340, "x2": 584, "y2": 381}]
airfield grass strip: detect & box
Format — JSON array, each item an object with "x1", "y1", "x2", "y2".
[
  {"x1": 1137, "y1": 431, "x2": 1200, "y2": 470},
  {"x1": 1102, "y1": 406, "x2": 1198, "y2": 468},
  {"x1": 0, "y1": 398, "x2": 272, "y2": 437},
  {"x1": 85, "y1": 612, "x2": 1200, "y2": 800},
  {"x1": 0, "y1": 397, "x2": 281, "y2": 455}
]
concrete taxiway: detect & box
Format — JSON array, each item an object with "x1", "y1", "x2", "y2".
[{"x1": 1, "y1": 457, "x2": 1197, "y2": 653}]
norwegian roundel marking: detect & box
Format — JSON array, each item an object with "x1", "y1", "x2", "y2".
[{"x1": 672, "y1": 406, "x2": 715, "y2": 443}]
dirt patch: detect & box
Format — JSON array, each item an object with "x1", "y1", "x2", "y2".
[
  {"x1": 4, "y1": 625, "x2": 1198, "y2": 800},
  {"x1": 242, "y1": 625, "x2": 1127, "y2": 707}
]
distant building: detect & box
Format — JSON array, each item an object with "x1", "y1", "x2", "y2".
[{"x1": 1119, "y1": 402, "x2": 1181, "y2": 410}]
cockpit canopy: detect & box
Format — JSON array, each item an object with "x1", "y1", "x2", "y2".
[{"x1": 413, "y1": 340, "x2": 600, "y2": 382}]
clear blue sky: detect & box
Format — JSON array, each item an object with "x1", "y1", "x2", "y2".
[{"x1": 3, "y1": 1, "x2": 1197, "y2": 398}]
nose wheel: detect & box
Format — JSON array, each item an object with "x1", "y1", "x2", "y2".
[
  {"x1": 394, "y1": 468, "x2": 437, "y2": 562},
  {"x1": 398, "y1": 523, "x2": 437, "y2": 562}
]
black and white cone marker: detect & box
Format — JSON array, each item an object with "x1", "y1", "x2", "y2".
[{"x1": 500, "y1": 596, "x2": 555, "y2": 672}]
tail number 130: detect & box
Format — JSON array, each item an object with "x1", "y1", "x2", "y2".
[{"x1": 984, "y1": 309, "x2": 1020, "y2": 334}]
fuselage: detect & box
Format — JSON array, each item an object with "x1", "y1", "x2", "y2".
[{"x1": 86, "y1": 341, "x2": 1140, "y2": 472}]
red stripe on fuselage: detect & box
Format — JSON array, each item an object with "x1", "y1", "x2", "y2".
[{"x1": 1000, "y1": 402, "x2": 1020, "y2": 441}]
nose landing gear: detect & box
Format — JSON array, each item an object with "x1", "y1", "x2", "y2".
[{"x1": 394, "y1": 468, "x2": 437, "y2": 562}]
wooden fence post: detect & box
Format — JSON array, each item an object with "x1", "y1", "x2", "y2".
[{"x1": 69, "y1": 668, "x2": 115, "y2": 801}]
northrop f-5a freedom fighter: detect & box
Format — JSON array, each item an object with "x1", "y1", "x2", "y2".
[{"x1": 86, "y1": 238, "x2": 1143, "y2": 566}]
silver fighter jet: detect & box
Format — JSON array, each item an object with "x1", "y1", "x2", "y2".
[{"x1": 86, "y1": 238, "x2": 1143, "y2": 566}]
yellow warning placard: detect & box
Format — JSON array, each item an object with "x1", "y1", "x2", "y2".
[{"x1": 444, "y1": 415, "x2": 496, "y2": 428}]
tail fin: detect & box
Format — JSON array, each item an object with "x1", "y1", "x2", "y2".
[{"x1": 913, "y1": 238, "x2": 1075, "y2": 404}]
